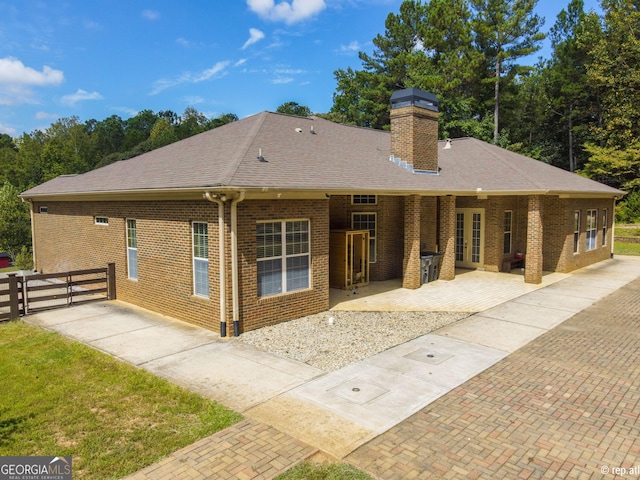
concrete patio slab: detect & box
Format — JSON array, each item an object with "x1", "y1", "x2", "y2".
[
  {"x1": 436, "y1": 315, "x2": 547, "y2": 352},
  {"x1": 479, "y1": 301, "x2": 578, "y2": 330},
  {"x1": 288, "y1": 363, "x2": 448, "y2": 433},
  {"x1": 362, "y1": 334, "x2": 507, "y2": 388},
  {"x1": 512, "y1": 289, "x2": 597, "y2": 312},
  {"x1": 90, "y1": 322, "x2": 218, "y2": 365},
  {"x1": 143, "y1": 342, "x2": 323, "y2": 412},
  {"x1": 330, "y1": 270, "x2": 569, "y2": 312}
]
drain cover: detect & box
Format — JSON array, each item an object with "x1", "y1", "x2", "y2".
[
  {"x1": 328, "y1": 377, "x2": 389, "y2": 404},
  {"x1": 404, "y1": 348, "x2": 454, "y2": 365}
]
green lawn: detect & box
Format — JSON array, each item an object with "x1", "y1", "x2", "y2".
[
  {"x1": 275, "y1": 461, "x2": 373, "y2": 480},
  {"x1": 0, "y1": 321, "x2": 242, "y2": 479},
  {"x1": 614, "y1": 242, "x2": 640, "y2": 256},
  {"x1": 0, "y1": 266, "x2": 18, "y2": 273}
]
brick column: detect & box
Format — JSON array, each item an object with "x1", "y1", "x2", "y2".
[
  {"x1": 403, "y1": 195, "x2": 422, "y2": 289},
  {"x1": 525, "y1": 195, "x2": 543, "y2": 284},
  {"x1": 439, "y1": 196, "x2": 456, "y2": 281}
]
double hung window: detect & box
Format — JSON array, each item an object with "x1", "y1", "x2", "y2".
[
  {"x1": 126, "y1": 219, "x2": 138, "y2": 280},
  {"x1": 586, "y1": 209, "x2": 597, "y2": 251},
  {"x1": 257, "y1": 220, "x2": 310, "y2": 297},
  {"x1": 503, "y1": 211, "x2": 513, "y2": 254},
  {"x1": 192, "y1": 222, "x2": 209, "y2": 297}
]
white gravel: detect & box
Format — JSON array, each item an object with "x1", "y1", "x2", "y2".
[{"x1": 234, "y1": 310, "x2": 471, "y2": 372}]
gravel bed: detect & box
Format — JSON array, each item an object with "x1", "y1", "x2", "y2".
[{"x1": 234, "y1": 310, "x2": 471, "y2": 372}]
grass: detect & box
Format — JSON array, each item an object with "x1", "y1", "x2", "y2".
[
  {"x1": 614, "y1": 242, "x2": 640, "y2": 256},
  {"x1": 0, "y1": 266, "x2": 18, "y2": 273},
  {"x1": 615, "y1": 225, "x2": 640, "y2": 237},
  {"x1": 275, "y1": 461, "x2": 373, "y2": 480},
  {"x1": 0, "y1": 320, "x2": 242, "y2": 479}
]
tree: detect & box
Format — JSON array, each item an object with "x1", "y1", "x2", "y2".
[
  {"x1": 581, "y1": 0, "x2": 640, "y2": 148},
  {"x1": 276, "y1": 102, "x2": 311, "y2": 117},
  {"x1": 331, "y1": 0, "x2": 428, "y2": 129},
  {"x1": 0, "y1": 182, "x2": 31, "y2": 260},
  {"x1": 177, "y1": 106, "x2": 208, "y2": 139},
  {"x1": 149, "y1": 118, "x2": 178, "y2": 149},
  {"x1": 207, "y1": 113, "x2": 239, "y2": 129},
  {"x1": 471, "y1": 0, "x2": 545, "y2": 143}
]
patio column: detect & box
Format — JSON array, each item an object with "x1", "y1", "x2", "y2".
[
  {"x1": 403, "y1": 194, "x2": 421, "y2": 289},
  {"x1": 525, "y1": 195, "x2": 543, "y2": 284},
  {"x1": 439, "y1": 196, "x2": 456, "y2": 281}
]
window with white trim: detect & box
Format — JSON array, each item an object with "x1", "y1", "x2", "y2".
[
  {"x1": 352, "y1": 195, "x2": 377, "y2": 205},
  {"x1": 257, "y1": 220, "x2": 310, "y2": 297},
  {"x1": 503, "y1": 210, "x2": 512, "y2": 254},
  {"x1": 95, "y1": 216, "x2": 108, "y2": 225},
  {"x1": 126, "y1": 219, "x2": 138, "y2": 280},
  {"x1": 352, "y1": 212, "x2": 377, "y2": 262},
  {"x1": 39, "y1": 206, "x2": 48, "y2": 214},
  {"x1": 192, "y1": 222, "x2": 209, "y2": 298},
  {"x1": 586, "y1": 209, "x2": 597, "y2": 251},
  {"x1": 602, "y1": 209, "x2": 608, "y2": 246},
  {"x1": 573, "y1": 211, "x2": 580, "y2": 254}
]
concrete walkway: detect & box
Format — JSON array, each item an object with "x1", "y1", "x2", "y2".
[{"x1": 25, "y1": 256, "x2": 640, "y2": 479}]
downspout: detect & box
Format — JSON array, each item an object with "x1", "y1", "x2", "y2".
[
  {"x1": 22, "y1": 198, "x2": 36, "y2": 271},
  {"x1": 204, "y1": 192, "x2": 227, "y2": 337},
  {"x1": 230, "y1": 192, "x2": 245, "y2": 336}
]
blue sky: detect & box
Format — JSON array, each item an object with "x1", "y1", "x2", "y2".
[{"x1": 0, "y1": 0, "x2": 601, "y2": 137}]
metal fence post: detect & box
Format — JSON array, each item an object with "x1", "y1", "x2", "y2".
[{"x1": 107, "y1": 263, "x2": 116, "y2": 300}]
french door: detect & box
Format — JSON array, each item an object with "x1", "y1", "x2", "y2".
[{"x1": 455, "y1": 208, "x2": 485, "y2": 268}]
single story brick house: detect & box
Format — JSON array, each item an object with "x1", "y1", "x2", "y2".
[{"x1": 21, "y1": 89, "x2": 622, "y2": 336}]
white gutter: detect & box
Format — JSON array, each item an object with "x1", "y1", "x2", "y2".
[
  {"x1": 204, "y1": 192, "x2": 228, "y2": 337},
  {"x1": 21, "y1": 198, "x2": 36, "y2": 271},
  {"x1": 230, "y1": 192, "x2": 245, "y2": 336}
]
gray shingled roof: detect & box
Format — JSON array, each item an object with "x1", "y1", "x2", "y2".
[{"x1": 21, "y1": 111, "x2": 621, "y2": 198}]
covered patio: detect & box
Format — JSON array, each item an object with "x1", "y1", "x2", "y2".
[{"x1": 329, "y1": 269, "x2": 570, "y2": 313}]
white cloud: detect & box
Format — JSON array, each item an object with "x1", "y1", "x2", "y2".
[
  {"x1": 150, "y1": 61, "x2": 231, "y2": 95},
  {"x1": 0, "y1": 122, "x2": 17, "y2": 135},
  {"x1": 337, "y1": 40, "x2": 360, "y2": 54},
  {"x1": 176, "y1": 37, "x2": 192, "y2": 48},
  {"x1": 112, "y1": 106, "x2": 139, "y2": 117},
  {"x1": 142, "y1": 9, "x2": 160, "y2": 20},
  {"x1": 272, "y1": 76, "x2": 294, "y2": 84},
  {"x1": 247, "y1": 0, "x2": 326, "y2": 24},
  {"x1": 0, "y1": 57, "x2": 64, "y2": 104},
  {"x1": 0, "y1": 57, "x2": 64, "y2": 86},
  {"x1": 235, "y1": 58, "x2": 247, "y2": 67},
  {"x1": 61, "y1": 89, "x2": 103, "y2": 106},
  {"x1": 35, "y1": 111, "x2": 59, "y2": 120},
  {"x1": 242, "y1": 28, "x2": 265, "y2": 50},
  {"x1": 183, "y1": 96, "x2": 205, "y2": 104}
]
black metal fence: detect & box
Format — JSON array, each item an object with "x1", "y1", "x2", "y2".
[{"x1": 0, "y1": 263, "x2": 115, "y2": 322}]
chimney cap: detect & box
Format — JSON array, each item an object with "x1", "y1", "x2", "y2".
[{"x1": 390, "y1": 88, "x2": 438, "y2": 112}]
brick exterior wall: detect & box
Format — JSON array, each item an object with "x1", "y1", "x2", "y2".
[
  {"x1": 32, "y1": 200, "x2": 221, "y2": 330},
  {"x1": 31, "y1": 194, "x2": 615, "y2": 333},
  {"x1": 439, "y1": 196, "x2": 457, "y2": 280},
  {"x1": 451, "y1": 195, "x2": 613, "y2": 277},
  {"x1": 329, "y1": 195, "x2": 403, "y2": 281},
  {"x1": 542, "y1": 197, "x2": 613, "y2": 273},
  {"x1": 390, "y1": 106, "x2": 439, "y2": 172},
  {"x1": 235, "y1": 199, "x2": 329, "y2": 332},
  {"x1": 525, "y1": 195, "x2": 544, "y2": 284},
  {"x1": 402, "y1": 195, "x2": 421, "y2": 289},
  {"x1": 31, "y1": 198, "x2": 330, "y2": 334}
]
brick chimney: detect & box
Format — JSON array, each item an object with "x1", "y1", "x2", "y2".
[{"x1": 390, "y1": 88, "x2": 439, "y2": 172}]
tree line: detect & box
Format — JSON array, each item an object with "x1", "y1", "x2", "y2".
[{"x1": 0, "y1": 108, "x2": 238, "y2": 262}]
